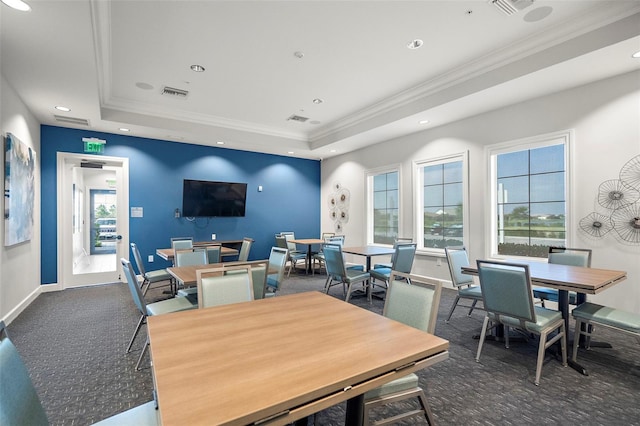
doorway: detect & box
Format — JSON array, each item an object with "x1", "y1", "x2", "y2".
[{"x1": 57, "y1": 153, "x2": 129, "y2": 288}]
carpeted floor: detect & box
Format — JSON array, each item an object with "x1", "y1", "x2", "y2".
[{"x1": 6, "y1": 270, "x2": 640, "y2": 425}]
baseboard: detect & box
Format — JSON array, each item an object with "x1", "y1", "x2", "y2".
[
  {"x1": 40, "y1": 283, "x2": 63, "y2": 292},
  {"x1": 1, "y1": 285, "x2": 43, "y2": 326}
]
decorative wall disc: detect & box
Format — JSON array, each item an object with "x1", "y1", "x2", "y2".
[
  {"x1": 610, "y1": 203, "x2": 640, "y2": 244},
  {"x1": 339, "y1": 210, "x2": 349, "y2": 224},
  {"x1": 619, "y1": 154, "x2": 640, "y2": 190},
  {"x1": 578, "y1": 212, "x2": 613, "y2": 238},
  {"x1": 597, "y1": 179, "x2": 639, "y2": 210}
]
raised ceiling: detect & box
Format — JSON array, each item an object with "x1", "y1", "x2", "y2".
[{"x1": 2, "y1": 0, "x2": 640, "y2": 159}]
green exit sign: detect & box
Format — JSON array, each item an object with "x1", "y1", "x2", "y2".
[{"x1": 82, "y1": 137, "x2": 106, "y2": 153}]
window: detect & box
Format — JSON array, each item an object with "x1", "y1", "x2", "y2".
[
  {"x1": 415, "y1": 153, "x2": 468, "y2": 252},
  {"x1": 488, "y1": 131, "x2": 570, "y2": 258},
  {"x1": 367, "y1": 168, "x2": 399, "y2": 245}
]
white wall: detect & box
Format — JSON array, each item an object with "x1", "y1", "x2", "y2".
[
  {"x1": 321, "y1": 70, "x2": 640, "y2": 314},
  {"x1": 1, "y1": 73, "x2": 43, "y2": 324}
]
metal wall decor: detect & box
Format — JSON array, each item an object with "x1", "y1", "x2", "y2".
[
  {"x1": 328, "y1": 182, "x2": 350, "y2": 232},
  {"x1": 580, "y1": 154, "x2": 640, "y2": 244}
]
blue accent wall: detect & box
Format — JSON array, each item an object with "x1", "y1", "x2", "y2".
[{"x1": 40, "y1": 125, "x2": 321, "y2": 284}]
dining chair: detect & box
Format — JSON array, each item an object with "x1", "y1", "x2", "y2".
[
  {"x1": 0, "y1": 320, "x2": 160, "y2": 426},
  {"x1": 444, "y1": 246, "x2": 483, "y2": 323},
  {"x1": 475, "y1": 260, "x2": 567, "y2": 386},
  {"x1": 362, "y1": 271, "x2": 443, "y2": 426},
  {"x1": 265, "y1": 247, "x2": 288, "y2": 297},
  {"x1": 237, "y1": 237, "x2": 254, "y2": 262},
  {"x1": 323, "y1": 243, "x2": 371, "y2": 303},
  {"x1": 533, "y1": 247, "x2": 592, "y2": 307},
  {"x1": 373, "y1": 237, "x2": 413, "y2": 269},
  {"x1": 206, "y1": 244, "x2": 222, "y2": 264},
  {"x1": 196, "y1": 265, "x2": 254, "y2": 308},
  {"x1": 174, "y1": 248, "x2": 208, "y2": 267},
  {"x1": 277, "y1": 234, "x2": 306, "y2": 277},
  {"x1": 171, "y1": 236, "x2": 193, "y2": 251},
  {"x1": 369, "y1": 242, "x2": 417, "y2": 294},
  {"x1": 130, "y1": 242, "x2": 174, "y2": 296},
  {"x1": 122, "y1": 258, "x2": 196, "y2": 370},
  {"x1": 312, "y1": 234, "x2": 345, "y2": 275}
]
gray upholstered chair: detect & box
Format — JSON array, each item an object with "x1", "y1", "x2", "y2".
[
  {"x1": 265, "y1": 246, "x2": 288, "y2": 297},
  {"x1": 174, "y1": 248, "x2": 207, "y2": 267},
  {"x1": 323, "y1": 243, "x2": 370, "y2": 303},
  {"x1": 369, "y1": 242, "x2": 416, "y2": 293},
  {"x1": 0, "y1": 320, "x2": 160, "y2": 426},
  {"x1": 196, "y1": 265, "x2": 254, "y2": 308},
  {"x1": 130, "y1": 242, "x2": 173, "y2": 296},
  {"x1": 533, "y1": 247, "x2": 592, "y2": 307},
  {"x1": 206, "y1": 244, "x2": 222, "y2": 264},
  {"x1": 237, "y1": 237, "x2": 254, "y2": 262},
  {"x1": 171, "y1": 237, "x2": 193, "y2": 256},
  {"x1": 122, "y1": 258, "x2": 196, "y2": 370},
  {"x1": 444, "y1": 246, "x2": 483, "y2": 323},
  {"x1": 475, "y1": 260, "x2": 567, "y2": 386},
  {"x1": 362, "y1": 272, "x2": 443, "y2": 426}
]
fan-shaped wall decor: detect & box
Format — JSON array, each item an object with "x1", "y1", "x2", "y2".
[
  {"x1": 578, "y1": 212, "x2": 613, "y2": 238},
  {"x1": 597, "y1": 179, "x2": 639, "y2": 210},
  {"x1": 610, "y1": 203, "x2": 640, "y2": 245},
  {"x1": 619, "y1": 154, "x2": 640, "y2": 190}
]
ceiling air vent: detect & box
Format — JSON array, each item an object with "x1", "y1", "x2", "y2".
[
  {"x1": 54, "y1": 115, "x2": 90, "y2": 126},
  {"x1": 287, "y1": 114, "x2": 309, "y2": 123},
  {"x1": 161, "y1": 86, "x2": 189, "y2": 98},
  {"x1": 490, "y1": 0, "x2": 534, "y2": 16}
]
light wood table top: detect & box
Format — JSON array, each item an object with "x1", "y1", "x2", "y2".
[
  {"x1": 148, "y1": 292, "x2": 449, "y2": 426},
  {"x1": 462, "y1": 260, "x2": 627, "y2": 294},
  {"x1": 167, "y1": 260, "x2": 276, "y2": 288},
  {"x1": 290, "y1": 238, "x2": 325, "y2": 245},
  {"x1": 156, "y1": 245, "x2": 238, "y2": 262}
]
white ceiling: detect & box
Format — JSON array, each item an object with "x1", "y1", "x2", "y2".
[{"x1": 2, "y1": 0, "x2": 640, "y2": 160}]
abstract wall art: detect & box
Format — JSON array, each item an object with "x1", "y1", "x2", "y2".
[{"x1": 4, "y1": 133, "x2": 35, "y2": 246}]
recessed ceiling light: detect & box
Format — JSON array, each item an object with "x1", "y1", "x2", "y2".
[
  {"x1": 2, "y1": 0, "x2": 31, "y2": 12},
  {"x1": 312, "y1": 98, "x2": 323, "y2": 104},
  {"x1": 119, "y1": 128, "x2": 130, "y2": 132},
  {"x1": 287, "y1": 151, "x2": 294, "y2": 154},
  {"x1": 330, "y1": 149, "x2": 337, "y2": 153},
  {"x1": 190, "y1": 64, "x2": 205, "y2": 72},
  {"x1": 216, "y1": 141, "x2": 225, "y2": 145},
  {"x1": 407, "y1": 39, "x2": 423, "y2": 49},
  {"x1": 419, "y1": 119, "x2": 430, "y2": 125},
  {"x1": 633, "y1": 51, "x2": 640, "y2": 59},
  {"x1": 55, "y1": 105, "x2": 70, "y2": 112}
]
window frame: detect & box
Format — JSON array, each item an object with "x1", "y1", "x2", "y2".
[
  {"x1": 485, "y1": 130, "x2": 573, "y2": 260},
  {"x1": 413, "y1": 151, "x2": 469, "y2": 256},
  {"x1": 366, "y1": 165, "x2": 401, "y2": 246}
]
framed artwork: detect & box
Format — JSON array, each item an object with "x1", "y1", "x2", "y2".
[{"x1": 4, "y1": 133, "x2": 35, "y2": 246}]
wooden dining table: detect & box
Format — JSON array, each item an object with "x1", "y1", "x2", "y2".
[
  {"x1": 147, "y1": 291, "x2": 449, "y2": 426},
  {"x1": 167, "y1": 259, "x2": 277, "y2": 288},
  {"x1": 289, "y1": 238, "x2": 325, "y2": 273},
  {"x1": 156, "y1": 245, "x2": 238, "y2": 262},
  {"x1": 342, "y1": 246, "x2": 396, "y2": 271},
  {"x1": 462, "y1": 259, "x2": 627, "y2": 375}
]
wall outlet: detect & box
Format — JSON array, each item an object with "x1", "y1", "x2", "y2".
[
  {"x1": 211, "y1": 233, "x2": 216, "y2": 240},
  {"x1": 148, "y1": 255, "x2": 154, "y2": 263}
]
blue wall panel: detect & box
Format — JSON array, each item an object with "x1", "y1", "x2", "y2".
[{"x1": 40, "y1": 125, "x2": 321, "y2": 284}]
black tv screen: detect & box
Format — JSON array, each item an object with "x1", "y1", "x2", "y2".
[{"x1": 182, "y1": 179, "x2": 247, "y2": 217}]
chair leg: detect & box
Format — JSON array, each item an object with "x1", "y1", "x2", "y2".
[
  {"x1": 416, "y1": 390, "x2": 435, "y2": 426},
  {"x1": 135, "y1": 335, "x2": 150, "y2": 371},
  {"x1": 560, "y1": 322, "x2": 567, "y2": 367},
  {"x1": 445, "y1": 296, "x2": 461, "y2": 323},
  {"x1": 534, "y1": 330, "x2": 547, "y2": 386},
  {"x1": 476, "y1": 316, "x2": 490, "y2": 362},
  {"x1": 504, "y1": 325, "x2": 510, "y2": 349},
  {"x1": 572, "y1": 318, "x2": 583, "y2": 362},
  {"x1": 467, "y1": 299, "x2": 478, "y2": 316},
  {"x1": 127, "y1": 314, "x2": 146, "y2": 353}
]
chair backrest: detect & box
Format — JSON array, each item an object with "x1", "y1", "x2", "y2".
[
  {"x1": 121, "y1": 258, "x2": 147, "y2": 316},
  {"x1": 266, "y1": 247, "x2": 288, "y2": 292},
  {"x1": 130, "y1": 242, "x2": 146, "y2": 276},
  {"x1": 275, "y1": 234, "x2": 288, "y2": 250},
  {"x1": 325, "y1": 235, "x2": 345, "y2": 246},
  {"x1": 238, "y1": 238, "x2": 253, "y2": 261},
  {"x1": 548, "y1": 247, "x2": 592, "y2": 267},
  {"x1": 246, "y1": 262, "x2": 267, "y2": 299},
  {"x1": 391, "y1": 243, "x2": 416, "y2": 274},
  {"x1": 323, "y1": 243, "x2": 347, "y2": 280},
  {"x1": 476, "y1": 260, "x2": 536, "y2": 324},
  {"x1": 444, "y1": 246, "x2": 474, "y2": 288},
  {"x1": 0, "y1": 322, "x2": 49, "y2": 426},
  {"x1": 196, "y1": 265, "x2": 254, "y2": 308},
  {"x1": 171, "y1": 237, "x2": 193, "y2": 251},
  {"x1": 175, "y1": 248, "x2": 208, "y2": 266},
  {"x1": 283, "y1": 233, "x2": 298, "y2": 253},
  {"x1": 206, "y1": 244, "x2": 222, "y2": 264},
  {"x1": 383, "y1": 271, "x2": 442, "y2": 334},
  {"x1": 321, "y1": 232, "x2": 336, "y2": 239}
]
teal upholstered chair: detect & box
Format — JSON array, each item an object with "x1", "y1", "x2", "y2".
[
  {"x1": 171, "y1": 236, "x2": 193, "y2": 251},
  {"x1": 206, "y1": 244, "x2": 222, "y2": 264},
  {"x1": 122, "y1": 258, "x2": 196, "y2": 370},
  {"x1": 444, "y1": 246, "x2": 483, "y2": 323},
  {"x1": 0, "y1": 321, "x2": 159, "y2": 426},
  {"x1": 130, "y1": 242, "x2": 173, "y2": 296},
  {"x1": 196, "y1": 265, "x2": 254, "y2": 308},
  {"x1": 323, "y1": 243, "x2": 371, "y2": 302},
  {"x1": 533, "y1": 247, "x2": 592, "y2": 307},
  {"x1": 369, "y1": 242, "x2": 416, "y2": 293},
  {"x1": 174, "y1": 248, "x2": 207, "y2": 267},
  {"x1": 363, "y1": 272, "x2": 443, "y2": 425},
  {"x1": 265, "y1": 247, "x2": 288, "y2": 297},
  {"x1": 373, "y1": 237, "x2": 413, "y2": 269},
  {"x1": 237, "y1": 237, "x2": 254, "y2": 262},
  {"x1": 475, "y1": 260, "x2": 567, "y2": 386},
  {"x1": 277, "y1": 234, "x2": 306, "y2": 277},
  {"x1": 312, "y1": 234, "x2": 345, "y2": 275}
]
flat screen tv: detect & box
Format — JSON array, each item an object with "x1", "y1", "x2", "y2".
[{"x1": 182, "y1": 179, "x2": 247, "y2": 217}]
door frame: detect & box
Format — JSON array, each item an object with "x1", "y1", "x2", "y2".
[{"x1": 56, "y1": 152, "x2": 129, "y2": 288}]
